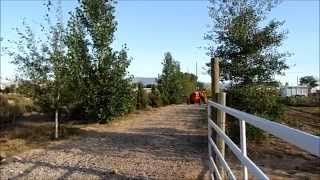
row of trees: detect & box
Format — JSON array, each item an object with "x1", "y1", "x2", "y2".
[
  {"x1": 158, "y1": 52, "x2": 198, "y2": 105},
  {"x1": 5, "y1": 0, "x2": 134, "y2": 124},
  {"x1": 4, "y1": 0, "x2": 200, "y2": 126},
  {"x1": 136, "y1": 52, "x2": 199, "y2": 109}
]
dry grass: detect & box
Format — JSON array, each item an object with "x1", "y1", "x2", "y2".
[
  {"x1": 0, "y1": 107, "x2": 156, "y2": 158},
  {"x1": 282, "y1": 106, "x2": 320, "y2": 135},
  {"x1": 0, "y1": 123, "x2": 81, "y2": 157}
]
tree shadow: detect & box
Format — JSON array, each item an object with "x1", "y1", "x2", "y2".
[
  {"x1": 49, "y1": 127, "x2": 208, "y2": 160},
  {"x1": 44, "y1": 127, "x2": 209, "y2": 179},
  {"x1": 8, "y1": 159, "x2": 147, "y2": 180}
]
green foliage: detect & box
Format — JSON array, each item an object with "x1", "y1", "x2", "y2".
[
  {"x1": 0, "y1": 95, "x2": 26, "y2": 123},
  {"x1": 227, "y1": 84, "x2": 284, "y2": 141},
  {"x1": 5, "y1": 94, "x2": 36, "y2": 113},
  {"x1": 206, "y1": 0, "x2": 289, "y2": 84},
  {"x1": 299, "y1": 76, "x2": 318, "y2": 88},
  {"x1": 76, "y1": 0, "x2": 135, "y2": 122},
  {"x1": 6, "y1": 1, "x2": 69, "y2": 115},
  {"x1": 196, "y1": 82, "x2": 205, "y2": 90},
  {"x1": 136, "y1": 83, "x2": 149, "y2": 110},
  {"x1": 148, "y1": 85, "x2": 162, "y2": 108},
  {"x1": 181, "y1": 73, "x2": 197, "y2": 97},
  {"x1": 64, "y1": 6, "x2": 92, "y2": 112},
  {"x1": 280, "y1": 96, "x2": 320, "y2": 107},
  {"x1": 228, "y1": 84, "x2": 283, "y2": 119},
  {"x1": 158, "y1": 52, "x2": 184, "y2": 105},
  {"x1": 6, "y1": 0, "x2": 135, "y2": 123}
]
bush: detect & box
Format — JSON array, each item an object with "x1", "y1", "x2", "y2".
[
  {"x1": 0, "y1": 95, "x2": 26, "y2": 124},
  {"x1": 280, "y1": 96, "x2": 320, "y2": 107},
  {"x1": 0, "y1": 95, "x2": 10, "y2": 121},
  {"x1": 226, "y1": 84, "x2": 284, "y2": 142},
  {"x1": 6, "y1": 94, "x2": 36, "y2": 112},
  {"x1": 136, "y1": 83, "x2": 149, "y2": 110},
  {"x1": 149, "y1": 85, "x2": 162, "y2": 108}
]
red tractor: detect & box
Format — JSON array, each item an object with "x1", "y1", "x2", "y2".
[{"x1": 189, "y1": 90, "x2": 207, "y2": 105}]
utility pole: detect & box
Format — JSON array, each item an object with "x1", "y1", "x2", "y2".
[{"x1": 196, "y1": 61, "x2": 198, "y2": 79}]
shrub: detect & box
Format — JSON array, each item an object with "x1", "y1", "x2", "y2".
[
  {"x1": 280, "y1": 96, "x2": 320, "y2": 107},
  {"x1": 226, "y1": 84, "x2": 284, "y2": 142},
  {"x1": 136, "y1": 83, "x2": 149, "y2": 110},
  {"x1": 6, "y1": 94, "x2": 35, "y2": 112},
  {"x1": 149, "y1": 85, "x2": 162, "y2": 108},
  {"x1": 0, "y1": 95, "x2": 10, "y2": 122},
  {"x1": 0, "y1": 95, "x2": 26, "y2": 124}
]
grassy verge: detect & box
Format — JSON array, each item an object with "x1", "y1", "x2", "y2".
[
  {"x1": 0, "y1": 107, "x2": 155, "y2": 158},
  {"x1": 0, "y1": 123, "x2": 81, "y2": 157},
  {"x1": 282, "y1": 106, "x2": 320, "y2": 136}
]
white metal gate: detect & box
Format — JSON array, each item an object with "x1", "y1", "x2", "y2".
[{"x1": 207, "y1": 100, "x2": 320, "y2": 180}]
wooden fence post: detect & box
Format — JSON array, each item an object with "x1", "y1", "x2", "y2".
[
  {"x1": 212, "y1": 57, "x2": 220, "y2": 95},
  {"x1": 216, "y1": 92, "x2": 226, "y2": 180},
  {"x1": 217, "y1": 92, "x2": 226, "y2": 158},
  {"x1": 211, "y1": 57, "x2": 226, "y2": 179}
]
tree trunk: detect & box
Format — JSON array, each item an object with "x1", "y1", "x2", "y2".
[
  {"x1": 55, "y1": 91, "x2": 60, "y2": 139},
  {"x1": 55, "y1": 108, "x2": 59, "y2": 139}
]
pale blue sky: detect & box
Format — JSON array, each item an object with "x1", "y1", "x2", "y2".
[{"x1": 1, "y1": 0, "x2": 319, "y2": 85}]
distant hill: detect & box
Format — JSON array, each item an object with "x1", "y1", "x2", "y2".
[{"x1": 133, "y1": 77, "x2": 157, "y2": 86}]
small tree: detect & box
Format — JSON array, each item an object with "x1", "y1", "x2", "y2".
[
  {"x1": 206, "y1": 0, "x2": 289, "y2": 84},
  {"x1": 149, "y1": 85, "x2": 162, "y2": 108},
  {"x1": 181, "y1": 73, "x2": 197, "y2": 98},
  {"x1": 300, "y1": 76, "x2": 318, "y2": 90},
  {"x1": 227, "y1": 84, "x2": 284, "y2": 141},
  {"x1": 158, "y1": 52, "x2": 184, "y2": 105},
  {"x1": 136, "y1": 83, "x2": 148, "y2": 110},
  {"x1": 76, "y1": 0, "x2": 135, "y2": 122},
  {"x1": 7, "y1": 1, "x2": 67, "y2": 138},
  {"x1": 205, "y1": 0, "x2": 289, "y2": 142}
]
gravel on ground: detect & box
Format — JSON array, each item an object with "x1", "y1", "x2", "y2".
[{"x1": 0, "y1": 104, "x2": 209, "y2": 180}]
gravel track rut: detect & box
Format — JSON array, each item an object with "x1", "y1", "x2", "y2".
[{"x1": 0, "y1": 105, "x2": 209, "y2": 180}]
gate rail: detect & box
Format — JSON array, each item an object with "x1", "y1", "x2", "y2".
[{"x1": 207, "y1": 100, "x2": 320, "y2": 180}]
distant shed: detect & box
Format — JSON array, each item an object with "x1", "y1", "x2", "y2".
[{"x1": 280, "y1": 85, "x2": 308, "y2": 97}]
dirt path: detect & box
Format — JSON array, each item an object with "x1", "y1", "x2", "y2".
[{"x1": 0, "y1": 105, "x2": 209, "y2": 180}]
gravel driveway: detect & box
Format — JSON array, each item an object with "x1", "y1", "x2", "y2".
[{"x1": 0, "y1": 104, "x2": 209, "y2": 180}]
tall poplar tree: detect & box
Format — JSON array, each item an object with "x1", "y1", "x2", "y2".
[
  {"x1": 158, "y1": 52, "x2": 184, "y2": 105},
  {"x1": 76, "y1": 0, "x2": 135, "y2": 121},
  {"x1": 206, "y1": 0, "x2": 290, "y2": 84}
]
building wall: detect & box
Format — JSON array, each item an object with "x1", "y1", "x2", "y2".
[{"x1": 281, "y1": 86, "x2": 308, "y2": 97}]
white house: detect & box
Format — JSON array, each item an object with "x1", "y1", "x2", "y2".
[{"x1": 280, "y1": 85, "x2": 309, "y2": 97}]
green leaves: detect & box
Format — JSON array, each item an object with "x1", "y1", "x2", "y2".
[
  {"x1": 300, "y1": 76, "x2": 318, "y2": 88},
  {"x1": 8, "y1": 0, "x2": 135, "y2": 122},
  {"x1": 149, "y1": 85, "x2": 162, "y2": 108},
  {"x1": 71, "y1": 0, "x2": 134, "y2": 122},
  {"x1": 207, "y1": 0, "x2": 289, "y2": 84},
  {"x1": 227, "y1": 84, "x2": 284, "y2": 141},
  {"x1": 136, "y1": 83, "x2": 149, "y2": 110},
  {"x1": 158, "y1": 52, "x2": 185, "y2": 105}
]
